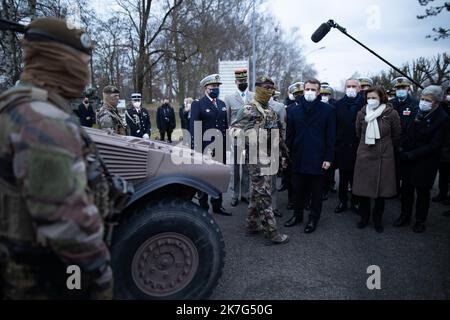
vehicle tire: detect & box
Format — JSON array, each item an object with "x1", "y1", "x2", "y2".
[{"x1": 111, "y1": 198, "x2": 225, "y2": 300}]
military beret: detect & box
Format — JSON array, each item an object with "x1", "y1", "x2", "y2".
[
  {"x1": 235, "y1": 68, "x2": 248, "y2": 81},
  {"x1": 24, "y1": 17, "x2": 93, "y2": 55},
  {"x1": 103, "y1": 85, "x2": 120, "y2": 94},
  {"x1": 288, "y1": 82, "x2": 304, "y2": 94},
  {"x1": 391, "y1": 77, "x2": 412, "y2": 88},
  {"x1": 255, "y1": 76, "x2": 275, "y2": 87},
  {"x1": 358, "y1": 77, "x2": 373, "y2": 87},
  {"x1": 200, "y1": 74, "x2": 222, "y2": 87}
]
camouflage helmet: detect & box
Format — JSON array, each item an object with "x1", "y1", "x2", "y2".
[
  {"x1": 24, "y1": 17, "x2": 93, "y2": 55},
  {"x1": 288, "y1": 82, "x2": 304, "y2": 95}
]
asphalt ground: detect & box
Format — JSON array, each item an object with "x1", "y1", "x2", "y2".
[{"x1": 209, "y1": 177, "x2": 450, "y2": 300}]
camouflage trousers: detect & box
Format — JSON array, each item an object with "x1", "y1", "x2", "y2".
[{"x1": 247, "y1": 164, "x2": 277, "y2": 235}]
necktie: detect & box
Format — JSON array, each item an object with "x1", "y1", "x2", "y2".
[{"x1": 212, "y1": 99, "x2": 218, "y2": 110}]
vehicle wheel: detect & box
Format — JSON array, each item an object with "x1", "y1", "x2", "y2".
[{"x1": 111, "y1": 198, "x2": 225, "y2": 300}]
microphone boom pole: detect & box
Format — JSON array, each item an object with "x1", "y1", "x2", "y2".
[{"x1": 323, "y1": 19, "x2": 423, "y2": 89}]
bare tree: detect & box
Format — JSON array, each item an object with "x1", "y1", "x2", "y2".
[{"x1": 417, "y1": 0, "x2": 450, "y2": 41}]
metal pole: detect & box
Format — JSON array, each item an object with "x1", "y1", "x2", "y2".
[
  {"x1": 251, "y1": 0, "x2": 256, "y2": 92},
  {"x1": 327, "y1": 20, "x2": 424, "y2": 89}
]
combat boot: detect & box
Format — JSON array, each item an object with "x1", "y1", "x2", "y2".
[{"x1": 267, "y1": 231, "x2": 289, "y2": 245}]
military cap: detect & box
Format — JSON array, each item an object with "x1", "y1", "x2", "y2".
[
  {"x1": 103, "y1": 85, "x2": 120, "y2": 94},
  {"x1": 391, "y1": 77, "x2": 413, "y2": 88},
  {"x1": 255, "y1": 76, "x2": 275, "y2": 87},
  {"x1": 235, "y1": 68, "x2": 248, "y2": 81},
  {"x1": 24, "y1": 17, "x2": 93, "y2": 55},
  {"x1": 320, "y1": 85, "x2": 333, "y2": 95},
  {"x1": 288, "y1": 82, "x2": 304, "y2": 95},
  {"x1": 200, "y1": 74, "x2": 222, "y2": 87},
  {"x1": 358, "y1": 77, "x2": 373, "y2": 87},
  {"x1": 131, "y1": 93, "x2": 142, "y2": 101}
]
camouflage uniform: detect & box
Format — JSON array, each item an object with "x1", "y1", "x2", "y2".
[
  {"x1": 231, "y1": 98, "x2": 284, "y2": 238},
  {"x1": 97, "y1": 86, "x2": 126, "y2": 135},
  {"x1": 0, "y1": 18, "x2": 113, "y2": 300}
]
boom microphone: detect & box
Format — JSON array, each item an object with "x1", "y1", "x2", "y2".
[
  {"x1": 311, "y1": 22, "x2": 331, "y2": 43},
  {"x1": 0, "y1": 18, "x2": 26, "y2": 33}
]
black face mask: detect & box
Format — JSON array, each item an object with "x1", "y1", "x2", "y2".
[
  {"x1": 295, "y1": 95, "x2": 303, "y2": 103},
  {"x1": 238, "y1": 83, "x2": 248, "y2": 92}
]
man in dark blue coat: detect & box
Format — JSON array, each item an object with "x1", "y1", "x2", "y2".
[
  {"x1": 390, "y1": 77, "x2": 419, "y2": 196},
  {"x1": 190, "y1": 74, "x2": 231, "y2": 216},
  {"x1": 285, "y1": 79, "x2": 336, "y2": 234},
  {"x1": 77, "y1": 96, "x2": 96, "y2": 127},
  {"x1": 334, "y1": 79, "x2": 365, "y2": 214}
]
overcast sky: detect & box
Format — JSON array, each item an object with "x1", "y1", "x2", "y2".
[{"x1": 265, "y1": 0, "x2": 449, "y2": 89}]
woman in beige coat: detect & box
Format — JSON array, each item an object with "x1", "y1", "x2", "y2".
[{"x1": 353, "y1": 86, "x2": 401, "y2": 232}]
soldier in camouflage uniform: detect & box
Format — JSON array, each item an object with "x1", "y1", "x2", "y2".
[
  {"x1": 0, "y1": 18, "x2": 113, "y2": 299},
  {"x1": 231, "y1": 76, "x2": 289, "y2": 245},
  {"x1": 97, "y1": 86, "x2": 126, "y2": 135}
]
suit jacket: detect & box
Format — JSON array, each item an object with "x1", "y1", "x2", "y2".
[
  {"x1": 286, "y1": 96, "x2": 336, "y2": 175},
  {"x1": 190, "y1": 95, "x2": 228, "y2": 156},
  {"x1": 224, "y1": 90, "x2": 254, "y2": 125},
  {"x1": 156, "y1": 104, "x2": 176, "y2": 131},
  {"x1": 77, "y1": 102, "x2": 96, "y2": 127},
  {"x1": 125, "y1": 107, "x2": 151, "y2": 138}
]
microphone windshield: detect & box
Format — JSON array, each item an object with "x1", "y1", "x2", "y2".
[{"x1": 311, "y1": 23, "x2": 331, "y2": 43}]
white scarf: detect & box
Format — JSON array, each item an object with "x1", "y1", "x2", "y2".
[{"x1": 365, "y1": 104, "x2": 386, "y2": 145}]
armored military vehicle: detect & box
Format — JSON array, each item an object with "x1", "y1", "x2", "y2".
[{"x1": 85, "y1": 127, "x2": 230, "y2": 300}]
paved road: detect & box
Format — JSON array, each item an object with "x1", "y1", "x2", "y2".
[{"x1": 209, "y1": 179, "x2": 450, "y2": 300}]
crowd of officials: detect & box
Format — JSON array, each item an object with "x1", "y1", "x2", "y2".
[{"x1": 81, "y1": 69, "x2": 450, "y2": 243}]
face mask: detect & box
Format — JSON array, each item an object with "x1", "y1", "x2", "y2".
[
  {"x1": 238, "y1": 83, "x2": 248, "y2": 92},
  {"x1": 209, "y1": 88, "x2": 220, "y2": 99},
  {"x1": 133, "y1": 101, "x2": 141, "y2": 108},
  {"x1": 419, "y1": 100, "x2": 433, "y2": 112},
  {"x1": 295, "y1": 94, "x2": 303, "y2": 103},
  {"x1": 255, "y1": 86, "x2": 274, "y2": 104},
  {"x1": 304, "y1": 90, "x2": 317, "y2": 102},
  {"x1": 367, "y1": 99, "x2": 380, "y2": 110},
  {"x1": 289, "y1": 93, "x2": 295, "y2": 101},
  {"x1": 396, "y1": 89, "x2": 408, "y2": 100},
  {"x1": 321, "y1": 96, "x2": 329, "y2": 103},
  {"x1": 346, "y1": 88, "x2": 357, "y2": 98},
  {"x1": 446, "y1": 95, "x2": 450, "y2": 102},
  {"x1": 83, "y1": 99, "x2": 89, "y2": 104}
]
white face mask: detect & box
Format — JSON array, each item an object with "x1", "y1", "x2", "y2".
[
  {"x1": 346, "y1": 88, "x2": 358, "y2": 98},
  {"x1": 367, "y1": 99, "x2": 380, "y2": 110},
  {"x1": 133, "y1": 101, "x2": 141, "y2": 108},
  {"x1": 304, "y1": 90, "x2": 317, "y2": 102},
  {"x1": 419, "y1": 100, "x2": 433, "y2": 112},
  {"x1": 321, "y1": 96, "x2": 329, "y2": 103},
  {"x1": 446, "y1": 95, "x2": 450, "y2": 102}
]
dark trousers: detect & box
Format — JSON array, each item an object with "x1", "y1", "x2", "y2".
[
  {"x1": 359, "y1": 197, "x2": 385, "y2": 226},
  {"x1": 401, "y1": 182, "x2": 431, "y2": 223},
  {"x1": 323, "y1": 164, "x2": 336, "y2": 194},
  {"x1": 199, "y1": 192, "x2": 222, "y2": 211},
  {"x1": 159, "y1": 129, "x2": 173, "y2": 142},
  {"x1": 338, "y1": 169, "x2": 357, "y2": 204},
  {"x1": 438, "y1": 162, "x2": 450, "y2": 197},
  {"x1": 280, "y1": 164, "x2": 293, "y2": 204},
  {"x1": 292, "y1": 173, "x2": 324, "y2": 221}
]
